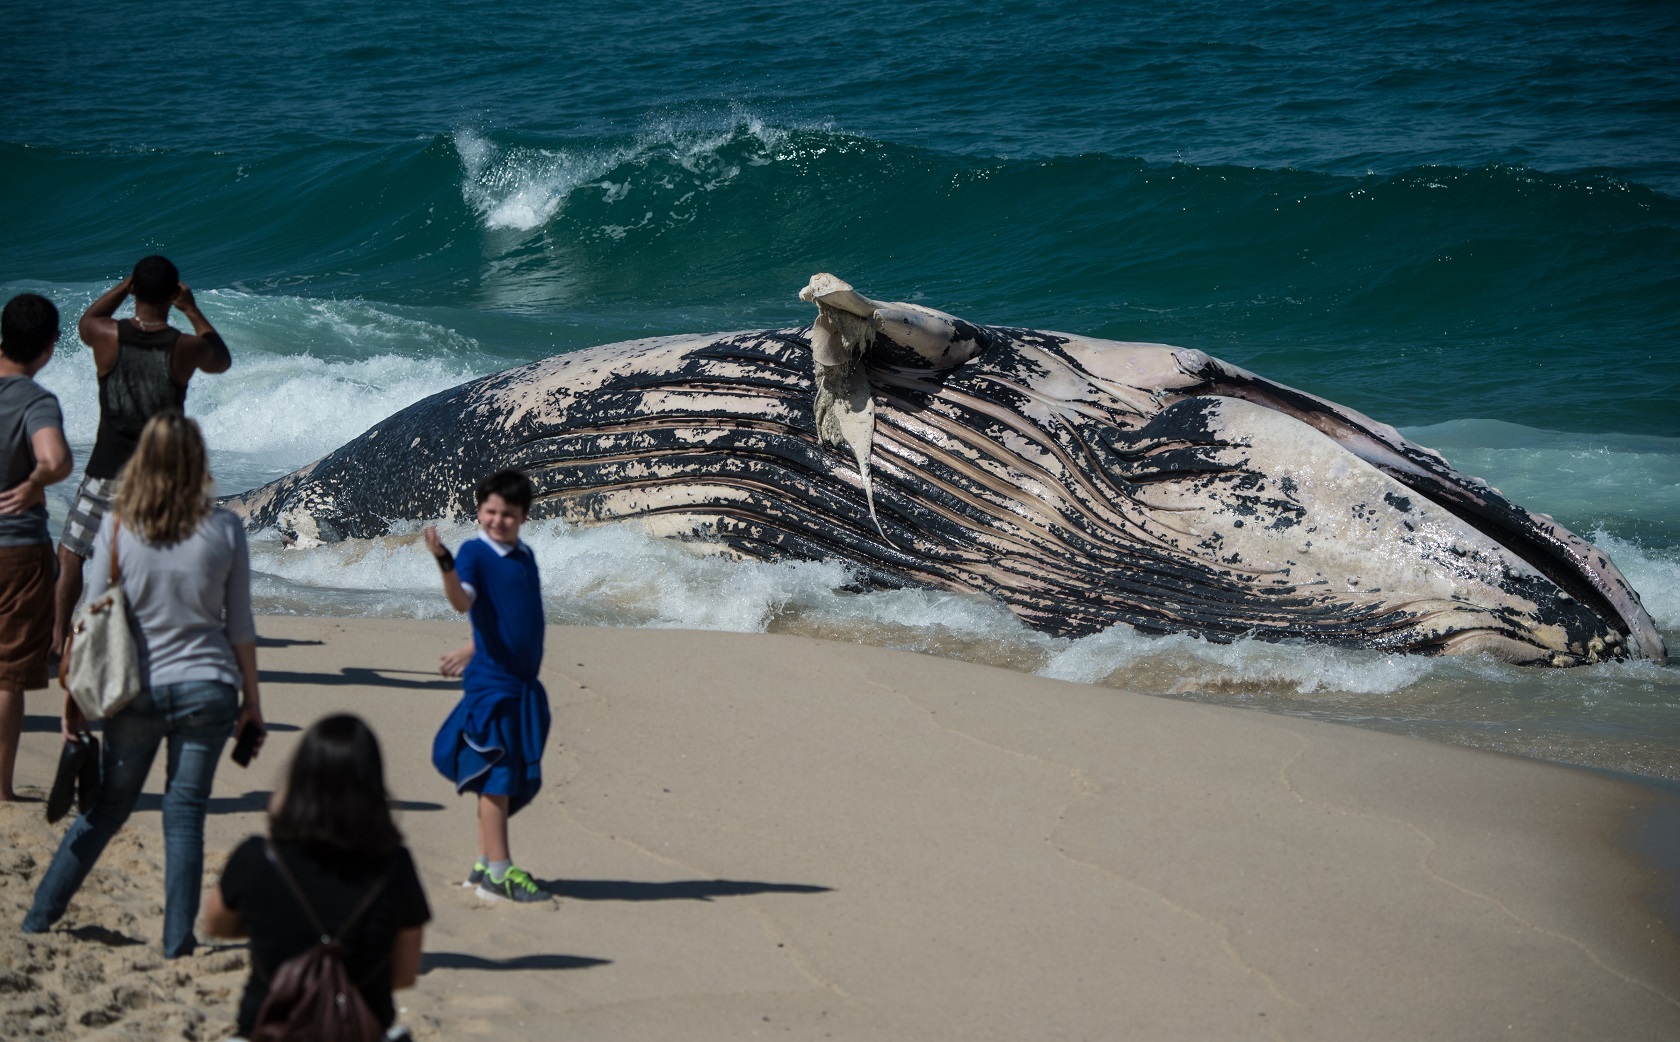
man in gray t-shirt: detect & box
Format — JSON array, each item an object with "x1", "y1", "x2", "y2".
[
  {"x1": 0, "y1": 293, "x2": 73, "y2": 801},
  {"x1": 1, "y1": 366, "x2": 68, "y2": 547}
]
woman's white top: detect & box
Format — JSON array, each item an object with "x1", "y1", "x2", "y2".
[{"x1": 87, "y1": 508, "x2": 256, "y2": 689}]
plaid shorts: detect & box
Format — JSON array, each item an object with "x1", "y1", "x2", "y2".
[{"x1": 60, "y1": 474, "x2": 119, "y2": 560}]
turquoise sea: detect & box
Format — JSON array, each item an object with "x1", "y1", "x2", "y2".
[{"x1": 4, "y1": 0, "x2": 1678, "y2": 779}]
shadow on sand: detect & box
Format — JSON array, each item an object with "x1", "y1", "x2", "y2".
[
  {"x1": 65, "y1": 924, "x2": 146, "y2": 947},
  {"x1": 540, "y1": 878, "x2": 832, "y2": 902},
  {"x1": 25, "y1": 715, "x2": 302, "y2": 734},
  {"x1": 259, "y1": 668, "x2": 459, "y2": 692},
  {"x1": 256, "y1": 635, "x2": 326, "y2": 649},
  {"x1": 134, "y1": 790, "x2": 274, "y2": 815},
  {"x1": 421, "y1": 951, "x2": 610, "y2": 974}
]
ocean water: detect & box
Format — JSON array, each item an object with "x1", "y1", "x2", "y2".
[{"x1": 3, "y1": 0, "x2": 1678, "y2": 778}]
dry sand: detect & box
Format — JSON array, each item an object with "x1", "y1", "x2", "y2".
[{"x1": 2, "y1": 615, "x2": 1678, "y2": 1040}]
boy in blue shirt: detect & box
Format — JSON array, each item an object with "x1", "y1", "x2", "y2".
[{"x1": 423, "y1": 469, "x2": 552, "y2": 903}]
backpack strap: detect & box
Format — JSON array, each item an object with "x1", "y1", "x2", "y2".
[
  {"x1": 265, "y1": 839, "x2": 393, "y2": 944},
  {"x1": 255, "y1": 840, "x2": 395, "y2": 983}
]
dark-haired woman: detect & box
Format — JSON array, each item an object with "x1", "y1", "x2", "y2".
[
  {"x1": 23, "y1": 411, "x2": 260, "y2": 957},
  {"x1": 204, "y1": 713, "x2": 430, "y2": 1039}
]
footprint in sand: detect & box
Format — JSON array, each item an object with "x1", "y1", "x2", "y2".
[{"x1": 0, "y1": 804, "x2": 245, "y2": 1041}]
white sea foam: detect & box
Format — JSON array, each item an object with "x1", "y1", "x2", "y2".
[
  {"x1": 29, "y1": 289, "x2": 495, "y2": 491},
  {"x1": 455, "y1": 128, "x2": 633, "y2": 231},
  {"x1": 1591, "y1": 530, "x2": 1680, "y2": 633},
  {"x1": 1040, "y1": 626, "x2": 1436, "y2": 698},
  {"x1": 247, "y1": 512, "x2": 1449, "y2": 702},
  {"x1": 250, "y1": 517, "x2": 862, "y2": 632},
  {"x1": 453, "y1": 115, "x2": 794, "y2": 233}
]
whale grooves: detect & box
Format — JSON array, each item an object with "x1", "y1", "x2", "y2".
[{"x1": 227, "y1": 275, "x2": 1665, "y2": 667}]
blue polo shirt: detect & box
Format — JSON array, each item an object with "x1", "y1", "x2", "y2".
[{"x1": 457, "y1": 531, "x2": 545, "y2": 685}]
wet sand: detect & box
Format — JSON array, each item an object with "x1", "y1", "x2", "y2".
[{"x1": 3, "y1": 616, "x2": 1678, "y2": 1040}]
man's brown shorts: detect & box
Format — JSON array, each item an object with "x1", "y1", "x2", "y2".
[{"x1": 0, "y1": 543, "x2": 55, "y2": 690}]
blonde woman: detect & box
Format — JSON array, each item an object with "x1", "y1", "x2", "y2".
[{"x1": 23, "y1": 411, "x2": 263, "y2": 958}]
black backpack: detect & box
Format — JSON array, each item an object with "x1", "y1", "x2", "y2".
[{"x1": 249, "y1": 841, "x2": 393, "y2": 1042}]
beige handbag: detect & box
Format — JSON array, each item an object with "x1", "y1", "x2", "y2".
[{"x1": 61, "y1": 516, "x2": 143, "y2": 721}]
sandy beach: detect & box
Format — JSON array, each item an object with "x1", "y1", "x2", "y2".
[{"x1": 2, "y1": 615, "x2": 1677, "y2": 1040}]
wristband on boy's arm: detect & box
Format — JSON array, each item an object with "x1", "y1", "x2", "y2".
[{"x1": 434, "y1": 547, "x2": 455, "y2": 572}]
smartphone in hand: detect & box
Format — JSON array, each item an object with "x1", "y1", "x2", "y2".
[{"x1": 231, "y1": 721, "x2": 265, "y2": 767}]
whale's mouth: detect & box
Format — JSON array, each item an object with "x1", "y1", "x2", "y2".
[{"x1": 1179, "y1": 359, "x2": 1666, "y2": 665}]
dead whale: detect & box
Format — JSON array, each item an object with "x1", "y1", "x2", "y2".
[{"x1": 226, "y1": 275, "x2": 1666, "y2": 666}]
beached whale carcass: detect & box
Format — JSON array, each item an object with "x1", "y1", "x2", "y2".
[{"x1": 226, "y1": 275, "x2": 1666, "y2": 667}]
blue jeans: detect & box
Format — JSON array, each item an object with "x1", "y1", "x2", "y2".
[{"x1": 23, "y1": 681, "x2": 238, "y2": 957}]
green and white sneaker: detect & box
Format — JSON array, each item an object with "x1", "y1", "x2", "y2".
[
  {"x1": 477, "y1": 865, "x2": 550, "y2": 904},
  {"x1": 463, "y1": 859, "x2": 489, "y2": 888}
]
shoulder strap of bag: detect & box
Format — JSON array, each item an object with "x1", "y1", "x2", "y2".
[{"x1": 109, "y1": 511, "x2": 121, "y2": 588}]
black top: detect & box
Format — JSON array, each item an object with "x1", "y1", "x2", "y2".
[
  {"x1": 86, "y1": 319, "x2": 187, "y2": 479},
  {"x1": 219, "y1": 836, "x2": 431, "y2": 1034}
]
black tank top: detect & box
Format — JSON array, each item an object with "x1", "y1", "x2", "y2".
[{"x1": 87, "y1": 320, "x2": 188, "y2": 479}]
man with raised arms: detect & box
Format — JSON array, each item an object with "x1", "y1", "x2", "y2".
[{"x1": 53, "y1": 256, "x2": 233, "y2": 658}]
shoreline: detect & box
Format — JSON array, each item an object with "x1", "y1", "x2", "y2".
[{"x1": 3, "y1": 615, "x2": 1678, "y2": 1040}]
